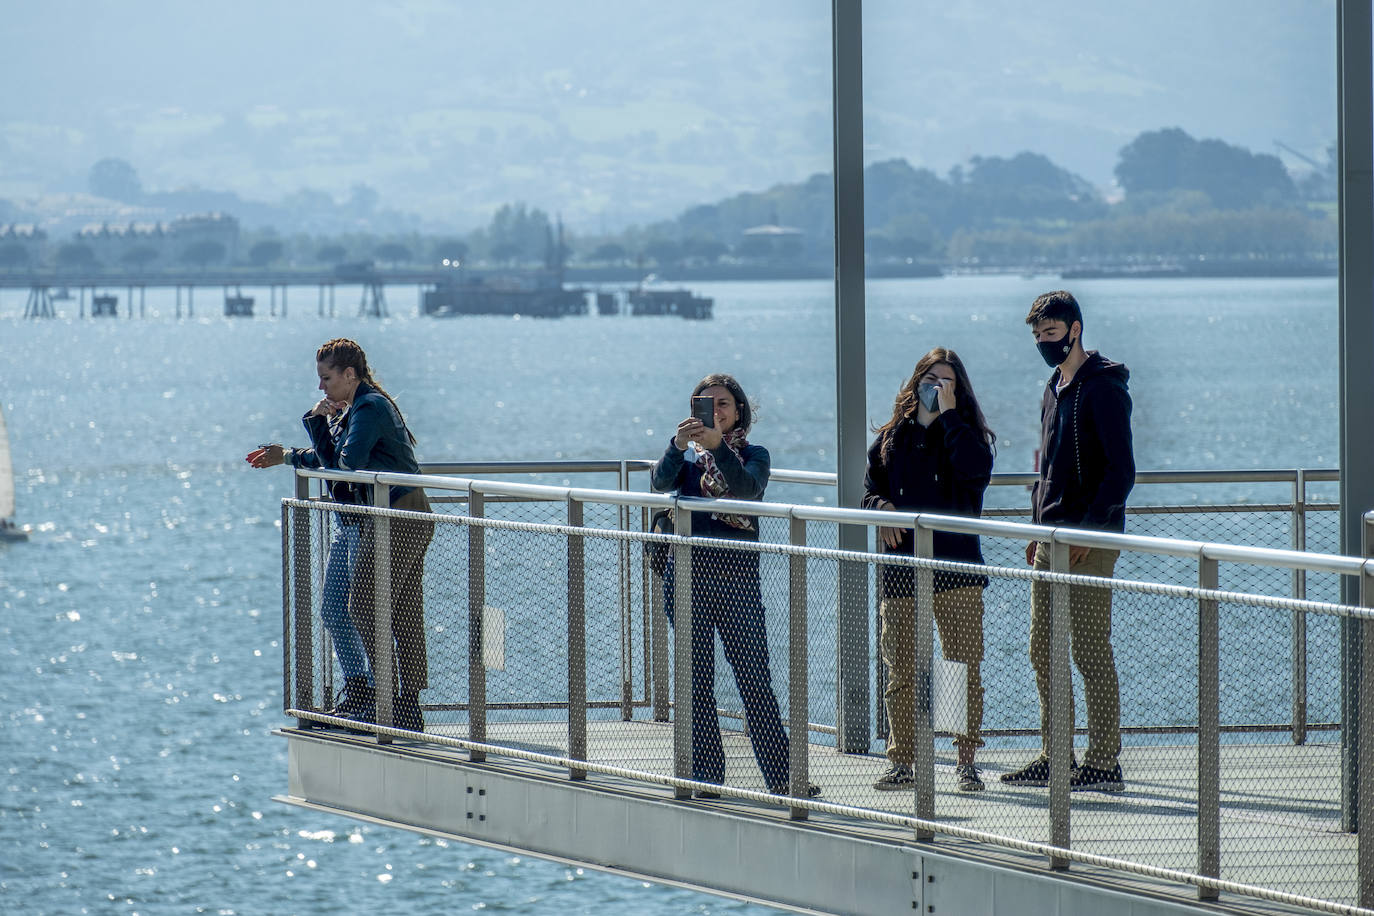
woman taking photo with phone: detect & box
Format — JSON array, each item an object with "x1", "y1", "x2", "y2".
[
  {"x1": 651, "y1": 373, "x2": 818, "y2": 800},
  {"x1": 247, "y1": 338, "x2": 434, "y2": 732},
  {"x1": 864, "y1": 348, "x2": 995, "y2": 792}
]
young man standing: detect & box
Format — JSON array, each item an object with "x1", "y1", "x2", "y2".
[{"x1": 1002, "y1": 290, "x2": 1135, "y2": 793}]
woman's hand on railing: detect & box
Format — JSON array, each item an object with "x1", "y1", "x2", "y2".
[{"x1": 876, "y1": 499, "x2": 903, "y2": 549}]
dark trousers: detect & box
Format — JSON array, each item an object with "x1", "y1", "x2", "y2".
[
  {"x1": 351, "y1": 488, "x2": 435, "y2": 695},
  {"x1": 663, "y1": 546, "x2": 789, "y2": 788}
]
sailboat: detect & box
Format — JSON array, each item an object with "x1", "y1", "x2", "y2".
[{"x1": 0, "y1": 402, "x2": 28, "y2": 542}]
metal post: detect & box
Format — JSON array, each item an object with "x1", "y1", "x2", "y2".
[
  {"x1": 372, "y1": 482, "x2": 394, "y2": 744},
  {"x1": 650, "y1": 505, "x2": 670, "y2": 722},
  {"x1": 914, "y1": 522, "x2": 935, "y2": 840},
  {"x1": 468, "y1": 489, "x2": 487, "y2": 761},
  {"x1": 281, "y1": 501, "x2": 292, "y2": 715},
  {"x1": 567, "y1": 497, "x2": 587, "y2": 779},
  {"x1": 1340, "y1": 0, "x2": 1374, "y2": 834},
  {"x1": 672, "y1": 507, "x2": 693, "y2": 798},
  {"x1": 1047, "y1": 537, "x2": 1072, "y2": 870},
  {"x1": 1293, "y1": 471, "x2": 1308, "y2": 745},
  {"x1": 282, "y1": 284, "x2": 288, "y2": 317},
  {"x1": 1197, "y1": 552, "x2": 1220, "y2": 900},
  {"x1": 619, "y1": 460, "x2": 633, "y2": 720},
  {"x1": 291, "y1": 473, "x2": 314, "y2": 726},
  {"x1": 831, "y1": 0, "x2": 869, "y2": 755},
  {"x1": 788, "y1": 515, "x2": 810, "y2": 821}
]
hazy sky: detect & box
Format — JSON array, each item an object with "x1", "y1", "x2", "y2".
[{"x1": 0, "y1": 0, "x2": 1338, "y2": 231}]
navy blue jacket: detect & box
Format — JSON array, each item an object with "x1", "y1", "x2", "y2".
[
  {"x1": 1032, "y1": 351, "x2": 1134, "y2": 532},
  {"x1": 650, "y1": 438, "x2": 770, "y2": 542},
  {"x1": 290, "y1": 381, "x2": 421, "y2": 505},
  {"x1": 863, "y1": 409, "x2": 993, "y2": 595}
]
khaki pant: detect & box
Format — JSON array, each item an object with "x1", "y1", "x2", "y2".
[
  {"x1": 1029, "y1": 544, "x2": 1121, "y2": 769},
  {"x1": 351, "y1": 488, "x2": 435, "y2": 694},
  {"x1": 880, "y1": 585, "x2": 985, "y2": 765}
]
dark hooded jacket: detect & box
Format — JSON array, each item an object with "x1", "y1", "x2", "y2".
[
  {"x1": 863, "y1": 408, "x2": 993, "y2": 596},
  {"x1": 1032, "y1": 351, "x2": 1134, "y2": 532}
]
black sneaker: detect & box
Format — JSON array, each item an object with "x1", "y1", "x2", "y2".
[
  {"x1": 954, "y1": 764, "x2": 985, "y2": 792},
  {"x1": 873, "y1": 763, "x2": 915, "y2": 791},
  {"x1": 1070, "y1": 762, "x2": 1124, "y2": 793},
  {"x1": 999, "y1": 754, "x2": 1077, "y2": 787},
  {"x1": 770, "y1": 781, "x2": 822, "y2": 798},
  {"x1": 693, "y1": 787, "x2": 721, "y2": 800}
]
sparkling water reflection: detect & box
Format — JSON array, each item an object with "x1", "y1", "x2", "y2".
[{"x1": 0, "y1": 276, "x2": 1337, "y2": 913}]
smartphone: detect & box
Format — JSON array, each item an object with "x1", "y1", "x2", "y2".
[{"x1": 691, "y1": 395, "x2": 715, "y2": 428}]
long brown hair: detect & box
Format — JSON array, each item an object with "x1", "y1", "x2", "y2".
[
  {"x1": 316, "y1": 338, "x2": 417, "y2": 445},
  {"x1": 874, "y1": 348, "x2": 995, "y2": 458}
]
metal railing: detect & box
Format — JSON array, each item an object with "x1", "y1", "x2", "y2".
[
  {"x1": 413, "y1": 461, "x2": 1340, "y2": 745},
  {"x1": 280, "y1": 463, "x2": 1367, "y2": 914}
]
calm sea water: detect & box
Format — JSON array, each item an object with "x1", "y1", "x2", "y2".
[{"x1": 0, "y1": 276, "x2": 1339, "y2": 914}]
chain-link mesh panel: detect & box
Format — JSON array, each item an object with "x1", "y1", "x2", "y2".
[{"x1": 281, "y1": 480, "x2": 1362, "y2": 909}]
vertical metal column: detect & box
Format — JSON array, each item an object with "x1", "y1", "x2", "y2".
[
  {"x1": 372, "y1": 483, "x2": 394, "y2": 744},
  {"x1": 1340, "y1": 0, "x2": 1374, "y2": 833},
  {"x1": 672, "y1": 507, "x2": 694, "y2": 798},
  {"x1": 468, "y1": 489, "x2": 487, "y2": 762},
  {"x1": 650, "y1": 505, "x2": 670, "y2": 722},
  {"x1": 1293, "y1": 471, "x2": 1308, "y2": 745},
  {"x1": 291, "y1": 473, "x2": 314, "y2": 725},
  {"x1": 914, "y1": 523, "x2": 936, "y2": 840},
  {"x1": 1047, "y1": 538, "x2": 1072, "y2": 870},
  {"x1": 567, "y1": 497, "x2": 587, "y2": 780},
  {"x1": 619, "y1": 461, "x2": 633, "y2": 720},
  {"x1": 281, "y1": 502, "x2": 293, "y2": 714},
  {"x1": 1197, "y1": 552, "x2": 1220, "y2": 900},
  {"x1": 831, "y1": 0, "x2": 870, "y2": 756},
  {"x1": 788, "y1": 515, "x2": 810, "y2": 821}
]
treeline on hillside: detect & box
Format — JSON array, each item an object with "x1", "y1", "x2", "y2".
[
  {"x1": 4, "y1": 127, "x2": 1336, "y2": 274},
  {"x1": 270, "y1": 127, "x2": 1334, "y2": 271}
]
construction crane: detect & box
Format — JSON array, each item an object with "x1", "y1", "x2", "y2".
[{"x1": 1274, "y1": 139, "x2": 1326, "y2": 171}]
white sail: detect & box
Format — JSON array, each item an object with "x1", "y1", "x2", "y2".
[{"x1": 0, "y1": 403, "x2": 14, "y2": 519}]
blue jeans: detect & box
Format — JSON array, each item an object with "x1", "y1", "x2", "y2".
[
  {"x1": 321, "y1": 521, "x2": 372, "y2": 684},
  {"x1": 663, "y1": 547, "x2": 789, "y2": 788}
]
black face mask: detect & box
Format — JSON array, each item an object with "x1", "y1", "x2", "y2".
[{"x1": 1037, "y1": 333, "x2": 1075, "y2": 368}]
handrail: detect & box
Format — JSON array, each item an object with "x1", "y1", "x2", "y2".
[
  {"x1": 416, "y1": 460, "x2": 1343, "y2": 491},
  {"x1": 297, "y1": 466, "x2": 1364, "y2": 575}
]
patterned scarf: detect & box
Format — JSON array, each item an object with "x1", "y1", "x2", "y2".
[{"x1": 695, "y1": 428, "x2": 755, "y2": 530}]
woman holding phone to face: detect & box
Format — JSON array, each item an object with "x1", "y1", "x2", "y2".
[
  {"x1": 247, "y1": 338, "x2": 433, "y2": 732},
  {"x1": 651, "y1": 373, "x2": 818, "y2": 799},
  {"x1": 864, "y1": 348, "x2": 995, "y2": 793}
]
